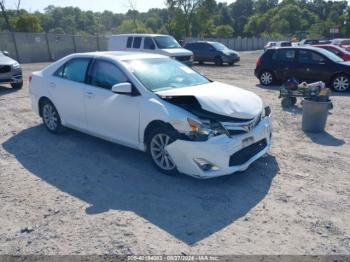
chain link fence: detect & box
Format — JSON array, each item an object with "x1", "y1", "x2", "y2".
[
  {"x1": 0, "y1": 32, "x2": 108, "y2": 63},
  {"x1": 0, "y1": 32, "x2": 287, "y2": 63},
  {"x1": 185, "y1": 36, "x2": 289, "y2": 51}
]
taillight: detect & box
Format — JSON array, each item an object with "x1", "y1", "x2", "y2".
[
  {"x1": 29, "y1": 75, "x2": 32, "y2": 82},
  {"x1": 256, "y1": 57, "x2": 261, "y2": 66}
]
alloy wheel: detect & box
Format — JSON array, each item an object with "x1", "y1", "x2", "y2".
[
  {"x1": 43, "y1": 103, "x2": 58, "y2": 131},
  {"x1": 260, "y1": 71, "x2": 273, "y2": 85},
  {"x1": 333, "y1": 76, "x2": 349, "y2": 92},
  {"x1": 150, "y1": 133, "x2": 175, "y2": 171}
]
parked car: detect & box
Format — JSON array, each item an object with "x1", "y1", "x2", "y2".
[
  {"x1": 108, "y1": 34, "x2": 193, "y2": 66},
  {"x1": 184, "y1": 41, "x2": 240, "y2": 66},
  {"x1": 298, "y1": 39, "x2": 320, "y2": 46},
  {"x1": 264, "y1": 41, "x2": 292, "y2": 51},
  {"x1": 255, "y1": 46, "x2": 350, "y2": 92},
  {"x1": 313, "y1": 44, "x2": 350, "y2": 61},
  {"x1": 0, "y1": 51, "x2": 23, "y2": 89},
  {"x1": 29, "y1": 52, "x2": 272, "y2": 179}
]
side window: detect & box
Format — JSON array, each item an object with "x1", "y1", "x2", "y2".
[
  {"x1": 144, "y1": 37, "x2": 155, "y2": 50},
  {"x1": 299, "y1": 50, "x2": 324, "y2": 64},
  {"x1": 89, "y1": 60, "x2": 128, "y2": 90},
  {"x1": 326, "y1": 48, "x2": 340, "y2": 56},
  {"x1": 203, "y1": 44, "x2": 212, "y2": 51},
  {"x1": 127, "y1": 37, "x2": 133, "y2": 48},
  {"x1": 133, "y1": 37, "x2": 142, "y2": 49},
  {"x1": 272, "y1": 49, "x2": 295, "y2": 62},
  {"x1": 55, "y1": 58, "x2": 90, "y2": 83}
]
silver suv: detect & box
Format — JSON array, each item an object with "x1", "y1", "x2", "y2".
[{"x1": 0, "y1": 51, "x2": 23, "y2": 89}]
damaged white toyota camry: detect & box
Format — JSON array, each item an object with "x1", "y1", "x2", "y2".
[{"x1": 29, "y1": 52, "x2": 272, "y2": 179}]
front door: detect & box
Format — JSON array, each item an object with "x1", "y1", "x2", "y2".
[{"x1": 84, "y1": 59, "x2": 140, "y2": 148}]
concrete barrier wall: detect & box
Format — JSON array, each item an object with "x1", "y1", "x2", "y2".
[
  {"x1": 184, "y1": 36, "x2": 289, "y2": 51},
  {"x1": 0, "y1": 32, "x2": 109, "y2": 63}
]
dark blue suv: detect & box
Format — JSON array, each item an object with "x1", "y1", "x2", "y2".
[{"x1": 184, "y1": 41, "x2": 240, "y2": 66}]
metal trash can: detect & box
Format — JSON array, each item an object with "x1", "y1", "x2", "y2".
[{"x1": 302, "y1": 98, "x2": 331, "y2": 133}]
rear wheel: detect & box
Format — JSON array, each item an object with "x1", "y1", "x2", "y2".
[
  {"x1": 11, "y1": 81, "x2": 23, "y2": 89},
  {"x1": 259, "y1": 70, "x2": 274, "y2": 86},
  {"x1": 332, "y1": 74, "x2": 350, "y2": 92},
  {"x1": 214, "y1": 56, "x2": 223, "y2": 66},
  {"x1": 147, "y1": 126, "x2": 178, "y2": 176},
  {"x1": 40, "y1": 100, "x2": 64, "y2": 134}
]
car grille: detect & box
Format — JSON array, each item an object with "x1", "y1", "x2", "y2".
[
  {"x1": 0, "y1": 65, "x2": 11, "y2": 74},
  {"x1": 176, "y1": 56, "x2": 191, "y2": 61},
  {"x1": 229, "y1": 139, "x2": 267, "y2": 166},
  {"x1": 224, "y1": 114, "x2": 262, "y2": 135}
]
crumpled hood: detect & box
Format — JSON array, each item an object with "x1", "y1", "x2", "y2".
[{"x1": 156, "y1": 82, "x2": 263, "y2": 120}]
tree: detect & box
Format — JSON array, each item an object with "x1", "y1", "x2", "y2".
[
  {"x1": 14, "y1": 13, "x2": 42, "y2": 32},
  {"x1": 166, "y1": 0, "x2": 204, "y2": 36},
  {"x1": 214, "y1": 25, "x2": 234, "y2": 37}
]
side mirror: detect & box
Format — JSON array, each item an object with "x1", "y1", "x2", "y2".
[
  {"x1": 112, "y1": 82, "x2": 132, "y2": 95},
  {"x1": 2, "y1": 51, "x2": 9, "y2": 56}
]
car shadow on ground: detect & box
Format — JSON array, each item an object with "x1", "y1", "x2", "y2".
[
  {"x1": 194, "y1": 62, "x2": 240, "y2": 68},
  {"x1": 3, "y1": 125, "x2": 279, "y2": 245},
  {"x1": 305, "y1": 131, "x2": 345, "y2": 146},
  {"x1": 0, "y1": 85, "x2": 16, "y2": 96},
  {"x1": 255, "y1": 83, "x2": 281, "y2": 91}
]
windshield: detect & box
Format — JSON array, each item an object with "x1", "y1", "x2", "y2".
[
  {"x1": 153, "y1": 36, "x2": 181, "y2": 49},
  {"x1": 314, "y1": 47, "x2": 344, "y2": 62},
  {"x1": 125, "y1": 58, "x2": 210, "y2": 92},
  {"x1": 341, "y1": 40, "x2": 350, "y2": 45},
  {"x1": 211, "y1": 42, "x2": 228, "y2": 51}
]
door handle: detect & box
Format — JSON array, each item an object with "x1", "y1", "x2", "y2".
[
  {"x1": 85, "y1": 91, "x2": 94, "y2": 98},
  {"x1": 49, "y1": 82, "x2": 56, "y2": 88}
]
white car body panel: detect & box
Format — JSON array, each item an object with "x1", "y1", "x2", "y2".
[{"x1": 29, "y1": 51, "x2": 272, "y2": 179}]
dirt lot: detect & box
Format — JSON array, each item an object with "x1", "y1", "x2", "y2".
[{"x1": 0, "y1": 51, "x2": 349, "y2": 255}]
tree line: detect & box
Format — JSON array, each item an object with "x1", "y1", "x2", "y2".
[{"x1": 0, "y1": 0, "x2": 349, "y2": 40}]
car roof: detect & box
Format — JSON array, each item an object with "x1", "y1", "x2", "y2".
[
  {"x1": 111, "y1": 34, "x2": 168, "y2": 37},
  {"x1": 67, "y1": 51, "x2": 168, "y2": 61}
]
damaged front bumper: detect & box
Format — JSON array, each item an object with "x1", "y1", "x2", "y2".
[{"x1": 166, "y1": 115, "x2": 272, "y2": 179}]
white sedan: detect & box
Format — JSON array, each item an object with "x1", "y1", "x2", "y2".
[{"x1": 29, "y1": 52, "x2": 272, "y2": 179}]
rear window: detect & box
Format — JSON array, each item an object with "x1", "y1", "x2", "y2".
[
  {"x1": 127, "y1": 37, "x2": 133, "y2": 48},
  {"x1": 280, "y1": 42, "x2": 292, "y2": 47},
  {"x1": 133, "y1": 37, "x2": 142, "y2": 48},
  {"x1": 272, "y1": 49, "x2": 295, "y2": 62}
]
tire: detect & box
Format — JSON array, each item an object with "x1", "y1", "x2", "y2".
[
  {"x1": 11, "y1": 81, "x2": 23, "y2": 89},
  {"x1": 281, "y1": 97, "x2": 293, "y2": 108},
  {"x1": 214, "y1": 56, "x2": 223, "y2": 66},
  {"x1": 40, "y1": 100, "x2": 65, "y2": 134},
  {"x1": 331, "y1": 74, "x2": 350, "y2": 92},
  {"x1": 147, "y1": 126, "x2": 179, "y2": 176},
  {"x1": 259, "y1": 70, "x2": 274, "y2": 86}
]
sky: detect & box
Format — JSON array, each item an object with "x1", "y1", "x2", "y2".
[{"x1": 3, "y1": 0, "x2": 236, "y2": 13}]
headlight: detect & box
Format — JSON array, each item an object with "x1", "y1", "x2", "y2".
[
  {"x1": 187, "y1": 118, "x2": 228, "y2": 141},
  {"x1": 12, "y1": 62, "x2": 20, "y2": 69}
]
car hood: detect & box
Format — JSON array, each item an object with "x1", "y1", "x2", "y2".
[
  {"x1": 0, "y1": 54, "x2": 16, "y2": 65},
  {"x1": 159, "y1": 48, "x2": 193, "y2": 56},
  {"x1": 156, "y1": 82, "x2": 263, "y2": 120}
]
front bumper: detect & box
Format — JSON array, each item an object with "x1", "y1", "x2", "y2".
[
  {"x1": 0, "y1": 68, "x2": 22, "y2": 84},
  {"x1": 222, "y1": 55, "x2": 240, "y2": 63},
  {"x1": 166, "y1": 116, "x2": 272, "y2": 179}
]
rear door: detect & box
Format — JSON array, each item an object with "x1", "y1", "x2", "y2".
[
  {"x1": 295, "y1": 49, "x2": 332, "y2": 82},
  {"x1": 50, "y1": 58, "x2": 91, "y2": 130},
  {"x1": 272, "y1": 48, "x2": 297, "y2": 81}
]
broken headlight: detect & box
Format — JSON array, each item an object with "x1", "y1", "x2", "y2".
[{"x1": 187, "y1": 118, "x2": 227, "y2": 141}]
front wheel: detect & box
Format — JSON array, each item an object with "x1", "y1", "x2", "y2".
[
  {"x1": 11, "y1": 81, "x2": 23, "y2": 89},
  {"x1": 214, "y1": 56, "x2": 223, "y2": 66},
  {"x1": 147, "y1": 127, "x2": 178, "y2": 176},
  {"x1": 41, "y1": 100, "x2": 64, "y2": 134},
  {"x1": 259, "y1": 71, "x2": 274, "y2": 86},
  {"x1": 332, "y1": 74, "x2": 350, "y2": 92}
]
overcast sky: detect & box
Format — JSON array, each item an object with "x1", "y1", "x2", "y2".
[{"x1": 3, "y1": 0, "x2": 236, "y2": 13}]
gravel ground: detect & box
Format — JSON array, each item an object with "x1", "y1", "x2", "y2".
[{"x1": 0, "y1": 51, "x2": 349, "y2": 255}]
